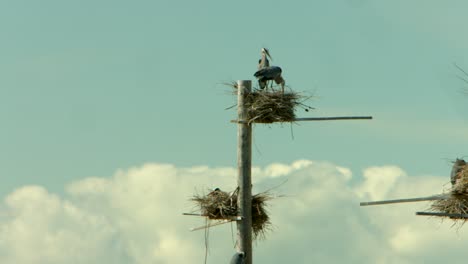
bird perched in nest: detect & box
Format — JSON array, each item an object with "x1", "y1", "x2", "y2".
[
  {"x1": 254, "y1": 66, "x2": 286, "y2": 93},
  {"x1": 256, "y1": 48, "x2": 271, "y2": 89},
  {"x1": 229, "y1": 252, "x2": 245, "y2": 264},
  {"x1": 208, "y1": 188, "x2": 221, "y2": 196},
  {"x1": 257, "y1": 48, "x2": 271, "y2": 70},
  {"x1": 451, "y1": 158, "x2": 466, "y2": 186},
  {"x1": 254, "y1": 48, "x2": 286, "y2": 92}
]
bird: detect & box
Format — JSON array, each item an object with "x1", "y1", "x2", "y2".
[
  {"x1": 257, "y1": 48, "x2": 272, "y2": 89},
  {"x1": 229, "y1": 252, "x2": 245, "y2": 264},
  {"x1": 208, "y1": 188, "x2": 222, "y2": 196},
  {"x1": 257, "y1": 48, "x2": 271, "y2": 70},
  {"x1": 450, "y1": 158, "x2": 466, "y2": 186},
  {"x1": 254, "y1": 66, "x2": 286, "y2": 93}
]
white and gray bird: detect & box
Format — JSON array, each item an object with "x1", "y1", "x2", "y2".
[
  {"x1": 229, "y1": 252, "x2": 245, "y2": 264},
  {"x1": 451, "y1": 158, "x2": 466, "y2": 186},
  {"x1": 256, "y1": 48, "x2": 272, "y2": 89},
  {"x1": 257, "y1": 48, "x2": 271, "y2": 70},
  {"x1": 254, "y1": 66, "x2": 286, "y2": 93}
]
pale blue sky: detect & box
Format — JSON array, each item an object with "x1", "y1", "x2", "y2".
[{"x1": 1, "y1": 0, "x2": 468, "y2": 197}]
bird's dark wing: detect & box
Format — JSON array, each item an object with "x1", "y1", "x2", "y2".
[
  {"x1": 254, "y1": 66, "x2": 282, "y2": 80},
  {"x1": 254, "y1": 68, "x2": 267, "y2": 77}
]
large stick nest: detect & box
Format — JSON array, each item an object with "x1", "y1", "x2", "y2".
[
  {"x1": 244, "y1": 91, "x2": 302, "y2": 124},
  {"x1": 226, "y1": 82, "x2": 313, "y2": 124},
  {"x1": 191, "y1": 188, "x2": 273, "y2": 240},
  {"x1": 430, "y1": 163, "x2": 468, "y2": 223}
]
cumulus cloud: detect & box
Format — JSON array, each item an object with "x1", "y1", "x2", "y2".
[{"x1": 0, "y1": 161, "x2": 466, "y2": 264}]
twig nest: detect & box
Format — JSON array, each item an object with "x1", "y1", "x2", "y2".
[
  {"x1": 193, "y1": 189, "x2": 238, "y2": 219},
  {"x1": 245, "y1": 91, "x2": 300, "y2": 123},
  {"x1": 191, "y1": 188, "x2": 273, "y2": 239},
  {"x1": 431, "y1": 164, "x2": 468, "y2": 222},
  {"x1": 226, "y1": 82, "x2": 314, "y2": 124}
]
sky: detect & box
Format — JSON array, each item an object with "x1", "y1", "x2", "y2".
[{"x1": 1, "y1": 0, "x2": 468, "y2": 263}]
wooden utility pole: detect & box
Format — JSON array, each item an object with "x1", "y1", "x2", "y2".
[{"x1": 236, "y1": 80, "x2": 253, "y2": 264}]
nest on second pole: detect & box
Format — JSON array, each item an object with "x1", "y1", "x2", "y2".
[
  {"x1": 430, "y1": 164, "x2": 468, "y2": 222},
  {"x1": 191, "y1": 188, "x2": 273, "y2": 239}
]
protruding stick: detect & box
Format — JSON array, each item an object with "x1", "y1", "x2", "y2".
[
  {"x1": 183, "y1": 213, "x2": 204, "y2": 216},
  {"x1": 360, "y1": 195, "x2": 448, "y2": 206},
  {"x1": 231, "y1": 116, "x2": 373, "y2": 124},
  {"x1": 294, "y1": 116, "x2": 372, "y2": 121},
  {"x1": 416, "y1": 211, "x2": 468, "y2": 218},
  {"x1": 183, "y1": 213, "x2": 243, "y2": 221},
  {"x1": 190, "y1": 219, "x2": 234, "y2": 231}
]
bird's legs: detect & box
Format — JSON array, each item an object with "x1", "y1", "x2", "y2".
[
  {"x1": 273, "y1": 76, "x2": 285, "y2": 94},
  {"x1": 259, "y1": 80, "x2": 266, "y2": 91},
  {"x1": 262, "y1": 80, "x2": 270, "y2": 92}
]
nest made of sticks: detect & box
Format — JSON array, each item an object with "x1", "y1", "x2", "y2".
[
  {"x1": 191, "y1": 188, "x2": 273, "y2": 239},
  {"x1": 430, "y1": 164, "x2": 468, "y2": 222},
  {"x1": 226, "y1": 82, "x2": 313, "y2": 124},
  {"x1": 244, "y1": 91, "x2": 301, "y2": 124}
]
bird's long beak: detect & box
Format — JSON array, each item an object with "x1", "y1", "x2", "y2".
[{"x1": 263, "y1": 48, "x2": 272, "y2": 60}]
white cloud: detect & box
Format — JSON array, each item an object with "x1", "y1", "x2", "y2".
[
  {"x1": 0, "y1": 161, "x2": 467, "y2": 264},
  {"x1": 355, "y1": 165, "x2": 407, "y2": 200}
]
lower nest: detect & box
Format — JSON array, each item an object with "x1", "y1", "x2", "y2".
[{"x1": 192, "y1": 189, "x2": 273, "y2": 239}]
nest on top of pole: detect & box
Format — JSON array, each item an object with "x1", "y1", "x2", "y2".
[
  {"x1": 191, "y1": 188, "x2": 273, "y2": 240},
  {"x1": 244, "y1": 90, "x2": 303, "y2": 124},
  {"x1": 430, "y1": 160, "x2": 468, "y2": 223},
  {"x1": 228, "y1": 82, "x2": 312, "y2": 124}
]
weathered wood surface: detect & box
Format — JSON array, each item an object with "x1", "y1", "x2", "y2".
[{"x1": 237, "y1": 80, "x2": 253, "y2": 264}]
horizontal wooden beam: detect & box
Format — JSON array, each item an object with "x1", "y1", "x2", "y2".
[
  {"x1": 183, "y1": 213, "x2": 243, "y2": 220},
  {"x1": 360, "y1": 195, "x2": 448, "y2": 206},
  {"x1": 416, "y1": 211, "x2": 468, "y2": 218},
  {"x1": 189, "y1": 217, "x2": 243, "y2": 231},
  {"x1": 182, "y1": 213, "x2": 204, "y2": 216},
  {"x1": 294, "y1": 116, "x2": 372, "y2": 121},
  {"x1": 231, "y1": 116, "x2": 373, "y2": 124}
]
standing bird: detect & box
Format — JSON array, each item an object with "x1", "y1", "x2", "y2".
[
  {"x1": 257, "y1": 48, "x2": 271, "y2": 70},
  {"x1": 254, "y1": 66, "x2": 286, "y2": 93},
  {"x1": 229, "y1": 252, "x2": 245, "y2": 264},
  {"x1": 257, "y1": 48, "x2": 272, "y2": 89},
  {"x1": 451, "y1": 158, "x2": 466, "y2": 186}
]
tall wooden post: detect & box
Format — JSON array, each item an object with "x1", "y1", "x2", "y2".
[{"x1": 236, "y1": 80, "x2": 253, "y2": 264}]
